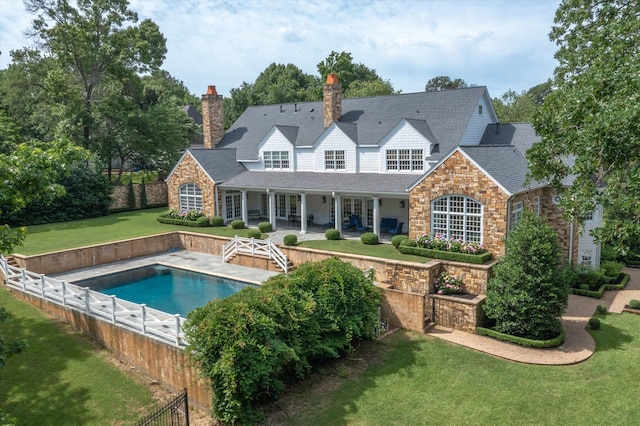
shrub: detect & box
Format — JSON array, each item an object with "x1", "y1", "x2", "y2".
[
  {"x1": 588, "y1": 317, "x2": 601, "y2": 330},
  {"x1": 258, "y1": 221, "x2": 273, "y2": 233},
  {"x1": 360, "y1": 232, "x2": 379, "y2": 245},
  {"x1": 391, "y1": 234, "x2": 408, "y2": 248},
  {"x1": 596, "y1": 304, "x2": 607, "y2": 314},
  {"x1": 184, "y1": 258, "x2": 382, "y2": 424},
  {"x1": 600, "y1": 260, "x2": 624, "y2": 283},
  {"x1": 139, "y1": 177, "x2": 148, "y2": 209},
  {"x1": 127, "y1": 178, "x2": 136, "y2": 210},
  {"x1": 579, "y1": 284, "x2": 590, "y2": 291},
  {"x1": 230, "y1": 219, "x2": 245, "y2": 229},
  {"x1": 195, "y1": 216, "x2": 210, "y2": 227},
  {"x1": 283, "y1": 234, "x2": 298, "y2": 246},
  {"x1": 483, "y1": 209, "x2": 568, "y2": 340},
  {"x1": 399, "y1": 238, "x2": 417, "y2": 247},
  {"x1": 577, "y1": 269, "x2": 606, "y2": 289},
  {"x1": 246, "y1": 229, "x2": 262, "y2": 239},
  {"x1": 325, "y1": 228, "x2": 341, "y2": 240},
  {"x1": 210, "y1": 216, "x2": 224, "y2": 226},
  {"x1": 434, "y1": 271, "x2": 464, "y2": 295},
  {"x1": 629, "y1": 299, "x2": 640, "y2": 309},
  {"x1": 416, "y1": 233, "x2": 487, "y2": 254}
]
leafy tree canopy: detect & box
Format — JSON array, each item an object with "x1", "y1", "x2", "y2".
[
  {"x1": 424, "y1": 75, "x2": 470, "y2": 91},
  {"x1": 527, "y1": 0, "x2": 640, "y2": 255},
  {"x1": 316, "y1": 50, "x2": 395, "y2": 97},
  {"x1": 492, "y1": 89, "x2": 538, "y2": 122}
]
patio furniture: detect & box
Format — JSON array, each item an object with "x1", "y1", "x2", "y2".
[
  {"x1": 322, "y1": 221, "x2": 335, "y2": 230},
  {"x1": 380, "y1": 217, "x2": 398, "y2": 234},
  {"x1": 388, "y1": 221, "x2": 404, "y2": 236},
  {"x1": 354, "y1": 216, "x2": 371, "y2": 232},
  {"x1": 288, "y1": 214, "x2": 301, "y2": 226},
  {"x1": 342, "y1": 215, "x2": 359, "y2": 230},
  {"x1": 307, "y1": 214, "x2": 314, "y2": 227}
]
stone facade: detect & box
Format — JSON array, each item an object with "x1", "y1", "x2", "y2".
[
  {"x1": 409, "y1": 150, "x2": 510, "y2": 257},
  {"x1": 109, "y1": 181, "x2": 167, "y2": 210},
  {"x1": 166, "y1": 152, "x2": 218, "y2": 217},
  {"x1": 430, "y1": 294, "x2": 486, "y2": 333},
  {"x1": 202, "y1": 86, "x2": 224, "y2": 149},
  {"x1": 323, "y1": 73, "x2": 342, "y2": 128}
]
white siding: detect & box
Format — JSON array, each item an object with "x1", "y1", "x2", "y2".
[
  {"x1": 377, "y1": 121, "x2": 432, "y2": 173},
  {"x1": 313, "y1": 126, "x2": 357, "y2": 172},
  {"x1": 358, "y1": 147, "x2": 380, "y2": 173},
  {"x1": 295, "y1": 148, "x2": 315, "y2": 171},
  {"x1": 459, "y1": 96, "x2": 494, "y2": 146},
  {"x1": 255, "y1": 127, "x2": 294, "y2": 171}
]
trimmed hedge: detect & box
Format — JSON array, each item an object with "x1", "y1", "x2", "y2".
[
  {"x1": 570, "y1": 273, "x2": 630, "y2": 298},
  {"x1": 210, "y1": 216, "x2": 224, "y2": 226},
  {"x1": 246, "y1": 229, "x2": 262, "y2": 239},
  {"x1": 156, "y1": 217, "x2": 210, "y2": 227},
  {"x1": 476, "y1": 326, "x2": 566, "y2": 348},
  {"x1": 391, "y1": 234, "x2": 408, "y2": 248},
  {"x1": 283, "y1": 234, "x2": 298, "y2": 246},
  {"x1": 230, "y1": 219, "x2": 245, "y2": 229},
  {"x1": 360, "y1": 232, "x2": 379, "y2": 245},
  {"x1": 398, "y1": 244, "x2": 493, "y2": 264},
  {"x1": 588, "y1": 317, "x2": 601, "y2": 330},
  {"x1": 325, "y1": 228, "x2": 341, "y2": 240},
  {"x1": 258, "y1": 221, "x2": 273, "y2": 233}
]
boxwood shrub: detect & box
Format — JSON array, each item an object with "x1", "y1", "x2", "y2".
[
  {"x1": 230, "y1": 219, "x2": 245, "y2": 229},
  {"x1": 398, "y1": 244, "x2": 493, "y2": 264},
  {"x1": 588, "y1": 317, "x2": 601, "y2": 330},
  {"x1": 629, "y1": 299, "x2": 640, "y2": 309},
  {"x1": 283, "y1": 234, "x2": 298, "y2": 246},
  {"x1": 258, "y1": 221, "x2": 273, "y2": 233},
  {"x1": 157, "y1": 216, "x2": 210, "y2": 227},
  {"x1": 325, "y1": 228, "x2": 341, "y2": 240},
  {"x1": 210, "y1": 216, "x2": 224, "y2": 226},
  {"x1": 246, "y1": 229, "x2": 262, "y2": 239},
  {"x1": 391, "y1": 234, "x2": 408, "y2": 248},
  {"x1": 476, "y1": 326, "x2": 566, "y2": 348},
  {"x1": 360, "y1": 232, "x2": 379, "y2": 245}
]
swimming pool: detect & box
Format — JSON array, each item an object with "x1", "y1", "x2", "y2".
[{"x1": 73, "y1": 264, "x2": 253, "y2": 316}]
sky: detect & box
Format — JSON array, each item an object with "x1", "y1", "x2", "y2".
[{"x1": 0, "y1": 0, "x2": 561, "y2": 99}]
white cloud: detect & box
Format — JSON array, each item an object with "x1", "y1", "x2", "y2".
[{"x1": 0, "y1": 0, "x2": 560, "y2": 99}]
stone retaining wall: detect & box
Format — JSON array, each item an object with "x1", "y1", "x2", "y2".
[
  {"x1": 110, "y1": 181, "x2": 167, "y2": 210},
  {"x1": 430, "y1": 294, "x2": 486, "y2": 333}
]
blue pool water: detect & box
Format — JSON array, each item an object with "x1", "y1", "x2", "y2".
[{"x1": 75, "y1": 265, "x2": 252, "y2": 316}]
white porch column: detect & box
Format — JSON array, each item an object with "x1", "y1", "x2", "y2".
[
  {"x1": 268, "y1": 190, "x2": 277, "y2": 230},
  {"x1": 372, "y1": 196, "x2": 380, "y2": 236},
  {"x1": 241, "y1": 190, "x2": 248, "y2": 224},
  {"x1": 334, "y1": 193, "x2": 342, "y2": 237},
  {"x1": 300, "y1": 193, "x2": 307, "y2": 234}
]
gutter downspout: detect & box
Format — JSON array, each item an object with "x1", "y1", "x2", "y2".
[
  {"x1": 569, "y1": 221, "x2": 574, "y2": 265},
  {"x1": 214, "y1": 186, "x2": 220, "y2": 217}
]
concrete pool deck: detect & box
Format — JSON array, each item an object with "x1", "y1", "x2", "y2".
[{"x1": 52, "y1": 249, "x2": 280, "y2": 286}]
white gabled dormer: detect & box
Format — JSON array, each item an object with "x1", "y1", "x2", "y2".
[
  {"x1": 308, "y1": 122, "x2": 358, "y2": 172},
  {"x1": 247, "y1": 125, "x2": 297, "y2": 171},
  {"x1": 459, "y1": 89, "x2": 498, "y2": 146},
  {"x1": 369, "y1": 119, "x2": 434, "y2": 174}
]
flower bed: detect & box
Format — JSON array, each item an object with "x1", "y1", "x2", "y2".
[
  {"x1": 434, "y1": 271, "x2": 464, "y2": 295},
  {"x1": 157, "y1": 209, "x2": 210, "y2": 227},
  {"x1": 416, "y1": 234, "x2": 487, "y2": 255},
  {"x1": 398, "y1": 244, "x2": 493, "y2": 264}
]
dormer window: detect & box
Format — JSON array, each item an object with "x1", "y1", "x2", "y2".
[
  {"x1": 386, "y1": 149, "x2": 423, "y2": 171},
  {"x1": 264, "y1": 151, "x2": 289, "y2": 169},
  {"x1": 325, "y1": 150, "x2": 345, "y2": 170}
]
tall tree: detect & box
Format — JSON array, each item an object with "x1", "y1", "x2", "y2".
[
  {"x1": 492, "y1": 89, "x2": 538, "y2": 122},
  {"x1": 424, "y1": 75, "x2": 470, "y2": 91},
  {"x1": 527, "y1": 0, "x2": 640, "y2": 255},
  {"x1": 316, "y1": 51, "x2": 395, "y2": 97},
  {"x1": 24, "y1": 0, "x2": 167, "y2": 149}
]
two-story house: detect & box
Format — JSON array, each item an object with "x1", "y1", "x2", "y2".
[{"x1": 166, "y1": 74, "x2": 601, "y2": 267}]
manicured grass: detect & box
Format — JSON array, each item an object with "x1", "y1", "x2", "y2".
[
  {"x1": 0, "y1": 287, "x2": 158, "y2": 425},
  {"x1": 281, "y1": 312, "x2": 640, "y2": 425},
  {"x1": 299, "y1": 239, "x2": 432, "y2": 263}
]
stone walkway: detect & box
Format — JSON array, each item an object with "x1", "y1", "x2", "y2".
[{"x1": 426, "y1": 267, "x2": 640, "y2": 365}]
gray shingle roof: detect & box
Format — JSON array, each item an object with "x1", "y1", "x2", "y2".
[
  {"x1": 188, "y1": 148, "x2": 247, "y2": 182},
  {"x1": 217, "y1": 86, "x2": 490, "y2": 161},
  {"x1": 221, "y1": 171, "x2": 418, "y2": 195}
]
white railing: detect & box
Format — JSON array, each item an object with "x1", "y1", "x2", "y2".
[
  {"x1": 1, "y1": 255, "x2": 186, "y2": 348},
  {"x1": 222, "y1": 236, "x2": 289, "y2": 274}
]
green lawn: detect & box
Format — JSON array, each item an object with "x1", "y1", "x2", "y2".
[
  {"x1": 0, "y1": 287, "x2": 158, "y2": 425},
  {"x1": 299, "y1": 239, "x2": 432, "y2": 263},
  {"x1": 276, "y1": 312, "x2": 640, "y2": 425}
]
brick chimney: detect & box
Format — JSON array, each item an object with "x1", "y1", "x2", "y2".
[
  {"x1": 202, "y1": 85, "x2": 224, "y2": 148},
  {"x1": 323, "y1": 73, "x2": 342, "y2": 128}
]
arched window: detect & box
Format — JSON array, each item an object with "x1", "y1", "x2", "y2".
[
  {"x1": 179, "y1": 183, "x2": 202, "y2": 211},
  {"x1": 431, "y1": 195, "x2": 482, "y2": 242}
]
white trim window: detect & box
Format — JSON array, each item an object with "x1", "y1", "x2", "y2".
[
  {"x1": 386, "y1": 149, "x2": 423, "y2": 171},
  {"x1": 325, "y1": 150, "x2": 345, "y2": 170},
  {"x1": 511, "y1": 201, "x2": 523, "y2": 228},
  {"x1": 179, "y1": 183, "x2": 202, "y2": 211},
  {"x1": 432, "y1": 195, "x2": 482, "y2": 242},
  {"x1": 264, "y1": 151, "x2": 289, "y2": 169}
]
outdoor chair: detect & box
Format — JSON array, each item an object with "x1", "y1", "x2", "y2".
[
  {"x1": 322, "y1": 221, "x2": 335, "y2": 230},
  {"x1": 388, "y1": 221, "x2": 404, "y2": 236},
  {"x1": 342, "y1": 215, "x2": 359, "y2": 230},
  {"x1": 354, "y1": 216, "x2": 371, "y2": 232}
]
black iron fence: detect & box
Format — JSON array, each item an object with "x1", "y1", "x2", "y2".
[{"x1": 138, "y1": 388, "x2": 189, "y2": 426}]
